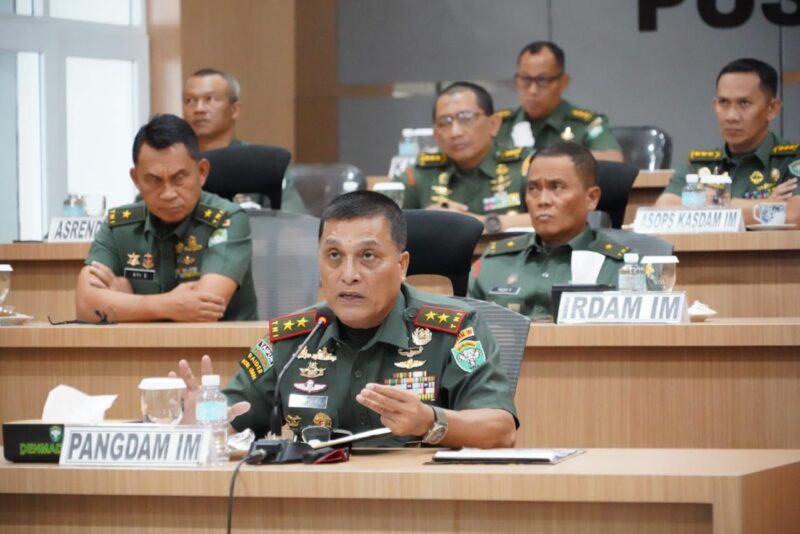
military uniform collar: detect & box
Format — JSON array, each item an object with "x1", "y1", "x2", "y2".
[
  {"x1": 724, "y1": 131, "x2": 780, "y2": 168},
  {"x1": 532, "y1": 224, "x2": 593, "y2": 253},
  {"x1": 529, "y1": 99, "x2": 571, "y2": 130},
  {"x1": 143, "y1": 204, "x2": 195, "y2": 239}
]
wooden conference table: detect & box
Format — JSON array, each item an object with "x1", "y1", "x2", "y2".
[
  {"x1": 1, "y1": 447, "x2": 799, "y2": 533},
  {"x1": 2, "y1": 318, "x2": 798, "y2": 449}
]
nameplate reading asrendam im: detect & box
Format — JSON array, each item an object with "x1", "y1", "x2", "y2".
[
  {"x1": 633, "y1": 208, "x2": 742, "y2": 234},
  {"x1": 557, "y1": 291, "x2": 687, "y2": 324},
  {"x1": 60, "y1": 424, "x2": 211, "y2": 467}
]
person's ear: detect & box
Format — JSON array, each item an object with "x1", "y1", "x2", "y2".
[
  {"x1": 766, "y1": 96, "x2": 782, "y2": 122},
  {"x1": 197, "y1": 158, "x2": 210, "y2": 187},
  {"x1": 399, "y1": 250, "x2": 410, "y2": 280},
  {"x1": 586, "y1": 185, "x2": 601, "y2": 211}
]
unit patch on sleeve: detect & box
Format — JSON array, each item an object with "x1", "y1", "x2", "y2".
[{"x1": 450, "y1": 339, "x2": 487, "y2": 373}]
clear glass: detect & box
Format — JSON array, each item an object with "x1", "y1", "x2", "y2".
[
  {"x1": 0, "y1": 270, "x2": 11, "y2": 306},
  {"x1": 372, "y1": 182, "x2": 405, "y2": 207},
  {"x1": 82, "y1": 194, "x2": 107, "y2": 217},
  {"x1": 140, "y1": 388, "x2": 184, "y2": 425},
  {"x1": 703, "y1": 183, "x2": 731, "y2": 207},
  {"x1": 50, "y1": 0, "x2": 133, "y2": 25},
  {"x1": 643, "y1": 262, "x2": 677, "y2": 291},
  {"x1": 65, "y1": 56, "x2": 137, "y2": 210}
]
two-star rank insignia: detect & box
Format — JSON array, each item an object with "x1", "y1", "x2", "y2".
[
  {"x1": 268, "y1": 310, "x2": 317, "y2": 342},
  {"x1": 413, "y1": 305, "x2": 466, "y2": 334}
]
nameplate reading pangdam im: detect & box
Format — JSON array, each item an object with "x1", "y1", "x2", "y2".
[
  {"x1": 556, "y1": 291, "x2": 687, "y2": 324},
  {"x1": 59, "y1": 424, "x2": 211, "y2": 467},
  {"x1": 632, "y1": 208, "x2": 742, "y2": 234},
  {"x1": 47, "y1": 217, "x2": 104, "y2": 242}
]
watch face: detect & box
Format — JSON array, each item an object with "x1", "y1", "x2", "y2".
[{"x1": 426, "y1": 424, "x2": 447, "y2": 444}]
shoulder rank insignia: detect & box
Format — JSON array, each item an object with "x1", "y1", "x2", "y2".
[
  {"x1": 688, "y1": 149, "x2": 723, "y2": 162},
  {"x1": 569, "y1": 108, "x2": 596, "y2": 123},
  {"x1": 268, "y1": 310, "x2": 317, "y2": 342},
  {"x1": 496, "y1": 108, "x2": 513, "y2": 120},
  {"x1": 196, "y1": 204, "x2": 227, "y2": 228},
  {"x1": 486, "y1": 236, "x2": 529, "y2": 256},
  {"x1": 590, "y1": 239, "x2": 631, "y2": 259},
  {"x1": 771, "y1": 144, "x2": 799, "y2": 156},
  {"x1": 413, "y1": 305, "x2": 467, "y2": 334},
  {"x1": 496, "y1": 147, "x2": 524, "y2": 162},
  {"x1": 416, "y1": 152, "x2": 448, "y2": 168},
  {"x1": 107, "y1": 205, "x2": 145, "y2": 227}
]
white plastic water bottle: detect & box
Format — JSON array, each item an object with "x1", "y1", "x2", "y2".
[
  {"x1": 681, "y1": 174, "x2": 704, "y2": 208},
  {"x1": 398, "y1": 128, "x2": 419, "y2": 158},
  {"x1": 196, "y1": 374, "x2": 229, "y2": 465},
  {"x1": 618, "y1": 253, "x2": 646, "y2": 291}
]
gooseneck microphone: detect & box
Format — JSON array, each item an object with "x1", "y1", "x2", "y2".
[{"x1": 267, "y1": 314, "x2": 330, "y2": 438}]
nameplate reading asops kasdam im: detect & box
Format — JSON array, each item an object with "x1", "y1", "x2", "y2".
[
  {"x1": 633, "y1": 208, "x2": 742, "y2": 234},
  {"x1": 557, "y1": 291, "x2": 687, "y2": 324},
  {"x1": 47, "y1": 217, "x2": 104, "y2": 242},
  {"x1": 59, "y1": 424, "x2": 211, "y2": 468}
]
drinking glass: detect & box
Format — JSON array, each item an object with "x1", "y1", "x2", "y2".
[{"x1": 139, "y1": 378, "x2": 186, "y2": 425}]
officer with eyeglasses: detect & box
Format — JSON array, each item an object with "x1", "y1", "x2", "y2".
[
  {"x1": 496, "y1": 41, "x2": 624, "y2": 162},
  {"x1": 399, "y1": 81, "x2": 534, "y2": 233}
]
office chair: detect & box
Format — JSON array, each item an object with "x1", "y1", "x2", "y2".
[
  {"x1": 284, "y1": 164, "x2": 366, "y2": 217},
  {"x1": 453, "y1": 296, "x2": 530, "y2": 396},
  {"x1": 613, "y1": 126, "x2": 673, "y2": 170},
  {"x1": 247, "y1": 210, "x2": 320, "y2": 320},
  {"x1": 201, "y1": 144, "x2": 292, "y2": 210},
  {"x1": 404, "y1": 210, "x2": 484, "y2": 297},
  {"x1": 595, "y1": 161, "x2": 639, "y2": 229},
  {"x1": 598, "y1": 228, "x2": 673, "y2": 256}
]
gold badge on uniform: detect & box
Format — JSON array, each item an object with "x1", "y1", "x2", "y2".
[
  {"x1": 313, "y1": 412, "x2": 332, "y2": 428},
  {"x1": 126, "y1": 252, "x2": 141, "y2": 267},
  {"x1": 285, "y1": 415, "x2": 302, "y2": 428},
  {"x1": 185, "y1": 235, "x2": 203, "y2": 252},
  {"x1": 299, "y1": 361, "x2": 326, "y2": 378},
  {"x1": 697, "y1": 166, "x2": 711, "y2": 177},
  {"x1": 560, "y1": 126, "x2": 575, "y2": 141},
  {"x1": 749, "y1": 170, "x2": 764, "y2": 185},
  {"x1": 771, "y1": 168, "x2": 781, "y2": 181},
  {"x1": 142, "y1": 253, "x2": 154, "y2": 269},
  {"x1": 180, "y1": 255, "x2": 196, "y2": 266},
  {"x1": 411, "y1": 327, "x2": 432, "y2": 346}
]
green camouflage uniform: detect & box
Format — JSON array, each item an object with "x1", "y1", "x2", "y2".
[
  {"x1": 663, "y1": 132, "x2": 800, "y2": 200},
  {"x1": 225, "y1": 284, "x2": 518, "y2": 446},
  {"x1": 495, "y1": 100, "x2": 622, "y2": 153},
  {"x1": 399, "y1": 146, "x2": 533, "y2": 215},
  {"x1": 468, "y1": 227, "x2": 629, "y2": 317},
  {"x1": 85, "y1": 190, "x2": 258, "y2": 320}
]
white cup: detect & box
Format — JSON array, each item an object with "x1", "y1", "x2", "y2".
[
  {"x1": 373, "y1": 181, "x2": 405, "y2": 207},
  {"x1": 138, "y1": 378, "x2": 186, "y2": 425},
  {"x1": 752, "y1": 202, "x2": 787, "y2": 225},
  {"x1": 82, "y1": 194, "x2": 107, "y2": 218}
]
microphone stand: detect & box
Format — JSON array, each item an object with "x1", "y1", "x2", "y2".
[{"x1": 250, "y1": 316, "x2": 328, "y2": 464}]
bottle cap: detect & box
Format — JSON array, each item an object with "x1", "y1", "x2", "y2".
[
  {"x1": 401, "y1": 128, "x2": 414, "y2": 137},
  {"x1": 201, "y1": 374, "x2": 221, "y2": 387},
  {"x1": 686, "y1": 174, "x2": 699, "y2": 183},
  {"x1": 623, "y1": 253, "x2": 639, "y2": 263}
]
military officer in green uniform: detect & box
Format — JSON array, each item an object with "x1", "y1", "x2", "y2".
[
  {"x1": 76, "y1": 114, "x2": 258, "y2": 322},
  {"x1": 399, "y1": 81, "x2": 533, "y2": 233},
  {"x1": 174, "y1": 191, "x2": 518, "y2": 448},
  {"x1": 495, "y1": 41, "x2": 623, "y2": 163},
  {"x1": 183, "y1": 68, "x2": 245, "y2": 152},
  {"x1": 656, "y1": 58, "x2": 799, "y2": 225},
  {"x1": 469, "y1": 143, "x2": 630, "y2": 318}
]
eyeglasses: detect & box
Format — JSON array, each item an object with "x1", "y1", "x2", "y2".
[
  {"x1": 435, "y1": 110, "x2": 486, "y2": 129},
  {"x1": 514, "y1": 72, "x2": 564, "y2": 90}
]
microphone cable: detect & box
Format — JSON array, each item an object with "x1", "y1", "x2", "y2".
[{"x1": 227, "y1": 448, "x2": 267, "y2": 534}]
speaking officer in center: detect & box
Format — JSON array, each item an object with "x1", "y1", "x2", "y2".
[
  {"x1": 468, "y1": 143, "x2": 630, "y2": 318},
  {"x1": 399, "y1": 81, "x2": 533, "y2": 233},
  {"x1": 75, "y1": 114, "x2": 257, "y2": 322},
  {"x1": 656, "y1": 58, "x2": 799, "y2": 225},
  {"x1": 176, "y1": 191, "x2": 518, "y2": 448},
  {"x1": 495, "y1": 41, "x2": 623, "y2": 162}
]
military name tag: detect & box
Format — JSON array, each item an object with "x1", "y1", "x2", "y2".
[
  {"x1": 124, "y1": 267, "x2": 156, "y2": 281},
  {"x1": 489, "y1": 286, "x2": 521, "y2": 296},
  {"x1": 557, "y1": 291, "x2": 687, "y2": 324},
  {"x1": 633, "y1": 207, "x2": 742, "y2": 234},
  {"x1": 47, "y1": 217, "x2": 104, "y2": 242},
  {"x1": 288, "y1": 393, "x2": 328, "y2": 410}
]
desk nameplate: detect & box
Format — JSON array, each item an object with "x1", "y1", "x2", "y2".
[
  {"x1": 47, "y1": 217, "x2": 104, "y2": 242},
  {"x1": 633, "y1": 208, "x2": 742, "y2": 234},
  {"x1": 557, "y1": 291, "x2": 687, "y2": 324}
]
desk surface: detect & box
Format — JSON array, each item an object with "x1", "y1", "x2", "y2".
[{"x1": 1, "y1": 447, "x2": 798, "y2": 534}]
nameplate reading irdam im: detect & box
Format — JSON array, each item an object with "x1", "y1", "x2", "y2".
[
  {"x1": 60, "y1": 424, "x2": 211, "y2": 467},
  {"x1": 557, "y1": 291, "x2": 687, "y2": 324},
  {"x1": 47, "y1": 217, "x2": 104, "y2": 242},
  {"x1": 633, "y1": 208, "x2": 742, "y2": 234}
]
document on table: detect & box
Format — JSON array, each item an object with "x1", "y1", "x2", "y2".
[{"x1": 432, "y1": 448, "x2": 583, "y2": 464}]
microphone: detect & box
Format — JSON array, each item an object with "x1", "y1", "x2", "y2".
[{"x1": 267, "y1": 314, "x2": 330, "y2": 439}]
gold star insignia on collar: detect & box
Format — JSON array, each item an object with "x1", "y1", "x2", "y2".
[
  {"x1": 122, "y1": 209, "x2": 132, "y2": 219},
  {"x1": 283, "y1": 319, "x2": 295, "y2": 331},
  {"x1": 437, "y1": 313, "x2": 450, "y2": 323},
  {"x1": 296, "y1": 317, "x2": 309, "y2": 328},
  {"x1": 425, "y1": 311, "x2": 437, "y2": 321},
  {"x1": 203, "y1": 209, "x2": 212, "y2": 218},
  {"x1": 506, "y1": 241, "x2": 515, "y2": 247}
]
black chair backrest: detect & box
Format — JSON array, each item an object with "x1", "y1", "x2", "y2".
[
  {"x1": 613, "y1": 126, "x2": 673, "y2": 170},
  {"x1": 404, "y1": 210, "x2": 484, "y2": 297},
  {"x1": 247, "y1": 210, "x2": 320, "y2": 320},
  {"x1": 202, "y1": 144, "x2": 291, "y2": 210},
  {"x1": 288, "y1": 164, "x2": 366, "y2": 217},
  {"x1": 454, "y1": 296, "x2": 530, "y2": 396},
  {"x1": 595, "y1": 161, "x2": 639, "y2": 229}
]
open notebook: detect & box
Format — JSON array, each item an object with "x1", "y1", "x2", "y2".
[{"x1": 432, "y1": 448, "x2": 582, "y2": 464}]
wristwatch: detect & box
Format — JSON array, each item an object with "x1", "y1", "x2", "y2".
[
  {"x1": 484, "y1": 213, "x2": 502, "y2": 234},
  {"x1": 422, "y1": 406, "x2": 448, "y2": 445}
]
